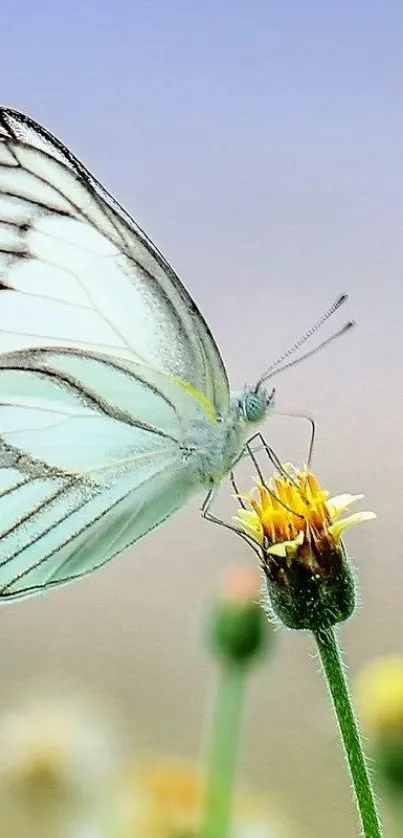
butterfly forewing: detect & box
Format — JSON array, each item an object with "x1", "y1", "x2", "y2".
[{"x1": 0, "y1": 108, "x2": 229, "y2": 407}]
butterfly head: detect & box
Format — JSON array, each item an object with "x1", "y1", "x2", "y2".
[{"x1": 242, "y1": 387, "x2": 275, "y2": 424}]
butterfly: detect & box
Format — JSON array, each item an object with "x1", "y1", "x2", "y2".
[{"x1": 0, "y1": 108, "x2": 349, "y2": 601}]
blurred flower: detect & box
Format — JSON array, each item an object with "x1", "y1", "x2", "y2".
[
  {"x1": 356, "y1": 657, "x2": 403, "y2": 738},
  {"x1": 235, "y1": 465, "x2": 375, "y2": 630},
  {"x1": 356, "y1": 657, "x2": 403, "y2": 795},
  {"x1": 110, "y1": 756, "x2": 288, "y2": 838},
  {"x1": 210, "y1": 567, "x2": 272, "y2": 665},
  {"x1": 0, "y1": 690, "x2": 119, "y2": 838},
  {"x1": 223, "y1": 567, "x2": 262, "y2": 603}
]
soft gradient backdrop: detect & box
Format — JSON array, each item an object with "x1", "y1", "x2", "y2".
[{"x1": 1, "y1": 2, "x2": 402, "y2": 835}]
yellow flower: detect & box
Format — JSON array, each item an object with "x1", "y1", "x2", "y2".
[
  {"x1": 355, "y1": 657, "x2": 403, "y2": 738},
  {"x1": 234, "y1": 465, "x2": 375, "y2": 631},
  {"x1": 236, "y1": 465, "x2": 375, "y2": 558},
  {"x1": 110, "y1": 756, "x2": 288, "y2": 838}
]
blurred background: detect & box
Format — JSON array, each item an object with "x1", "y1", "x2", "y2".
[{"x1": 0, "y1": 1, "x2": 402, "y2": 835}]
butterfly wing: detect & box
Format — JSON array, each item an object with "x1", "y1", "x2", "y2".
[
  {"x1": 0, "y1": 350, "x2": 201, "y2": 600},
  {"x1": 0, "y1": 107, "x2": 231, "y2": 599},
  {"x1": 0, "y1": 107, "x2": 229, "y2": 413}
]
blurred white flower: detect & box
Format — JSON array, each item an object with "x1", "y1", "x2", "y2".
[{"x1": 0, "y1": 689, "x2": 120, "y2": 838}]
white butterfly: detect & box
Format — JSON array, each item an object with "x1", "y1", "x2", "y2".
[{"x1": 0, "y1": 109, "x2": 347, "y2": 601}]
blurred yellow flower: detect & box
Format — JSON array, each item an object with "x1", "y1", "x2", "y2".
[
  {"x1": 111, "y1": 756, "x2": 288, "y2": 838},
  {"x1": 355, "y1": 657, "x2": 403, "y2": 737}
]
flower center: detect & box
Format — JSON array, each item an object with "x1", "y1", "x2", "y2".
[{"x1": 251, "y1": 470, "x2": 331, "y2": 545}]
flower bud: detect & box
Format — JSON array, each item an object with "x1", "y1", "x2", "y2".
[{"x1": 210, "y1": 568, "x2": 272, "y2": 664}]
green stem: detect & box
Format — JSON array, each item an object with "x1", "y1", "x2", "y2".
[
  {"x1": 203, "y1": 662, "x2": 246, "y2": 838},
  {"x1": 314, "y1": 627, "x2": 383, "y2": 838}
]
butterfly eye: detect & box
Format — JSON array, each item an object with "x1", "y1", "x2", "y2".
[{"x1": 243, "y1": 391, "x2": 268, "y2": 423}]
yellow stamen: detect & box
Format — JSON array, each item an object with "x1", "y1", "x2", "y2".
[{"x1": 235, "y1": 467, "x2": 375, "y2": 553}]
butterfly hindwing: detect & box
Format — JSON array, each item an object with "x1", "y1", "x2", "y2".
[
  {"x1": 0, "y1": 350, "x2": 204, "y2": 599},
  {"x1": 0, "y1": 455, "x2": 196, "y2": 600}
]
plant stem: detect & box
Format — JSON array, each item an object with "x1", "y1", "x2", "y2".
[
  {"x1": 314, "y1": 627, "x2": 383, "y2": 838},
  {"x1": 203, "y1": 662, "x2": 246, "y2": 838}
]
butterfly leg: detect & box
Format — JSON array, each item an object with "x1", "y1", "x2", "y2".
[
  {"x1": 200, "y1": 482, "x2": 260, "y2": 555},
  {"x1": 242, "y1": 434, "x2": 308, "y2": 510},
  {"x1": 245, "y1": 432, "x2": 301, "y2": 488},
  {"x1": 200, "y1": 485, "x2": 228, "y2": 527},
  {"x1": 248, "y1": 411, "x2": 316, "y2": 468},
  {"x1": 244, "y1": 433, "x2": 289, "y2": 483}
]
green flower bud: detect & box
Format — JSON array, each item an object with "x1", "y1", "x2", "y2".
[{"x1": 210, "y1": 568, "x2": 272, "y2": 664}]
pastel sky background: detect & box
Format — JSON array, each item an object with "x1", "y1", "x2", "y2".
[{"x1": 1, "y1": 2, "x2": 403, "y2": 836}]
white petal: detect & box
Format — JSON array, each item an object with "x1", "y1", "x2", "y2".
[
  {"x1": 267, "y1": 531, "x2": 304, "y2": 558},
  {"x1": 327, "y1": 493, "x2": 364, "y2": 517},
  {"x1": 329, "y1": 511, "x2": 376, "y2": 539}
]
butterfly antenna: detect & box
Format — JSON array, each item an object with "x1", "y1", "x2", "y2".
[
  {"x1": 256, "y1": 293, "x2": 348, "y2": 390},
  {"x1": 261, "y1": 320, "x2": 355, "y2": 383}
]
